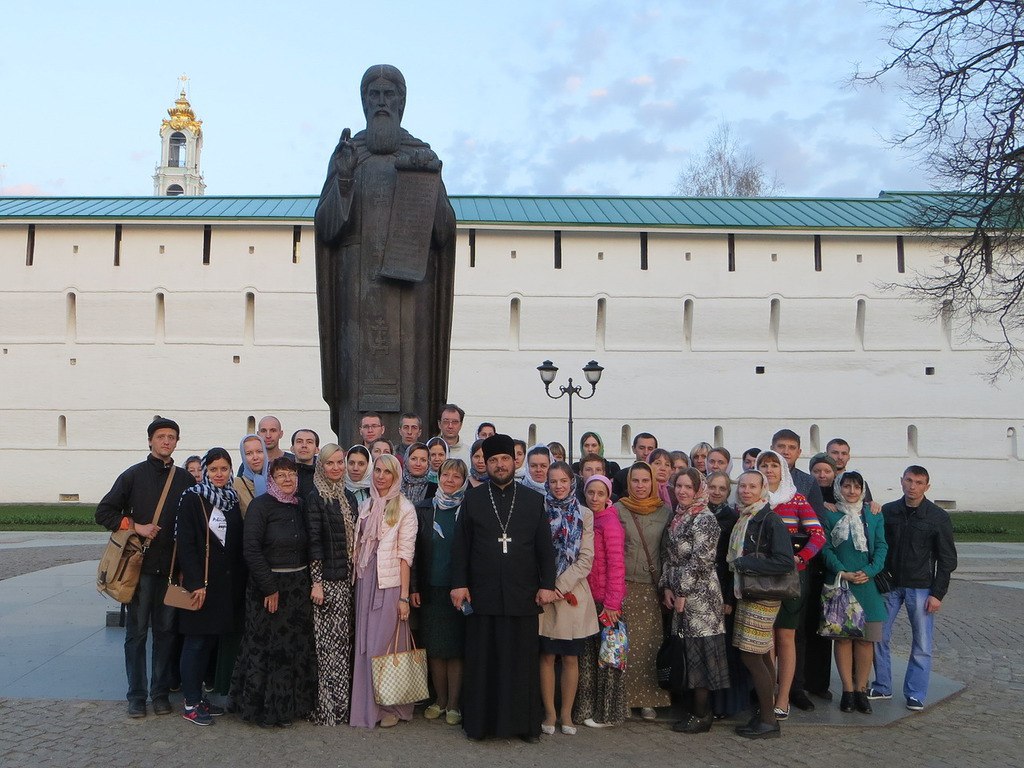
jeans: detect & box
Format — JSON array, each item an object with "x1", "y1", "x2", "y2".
[
  {"x1": 871, "y1": 587, "x2": 934, "y2": 702},
  {"x1": 180, "y1": 634, "x2": 218, "y2": 705},
  {"x1": 124, "y1": 572, "x2": 176, "y2": 703}
]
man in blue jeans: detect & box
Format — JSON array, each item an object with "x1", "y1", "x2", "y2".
[
  {"x1": 870, "y1": 465, "x2": 957, "y2": 711},
  {"x1": 95, "y1": 418, "x2": 194, "y2": 718}
]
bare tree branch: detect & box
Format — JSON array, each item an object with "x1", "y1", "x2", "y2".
[{"x1": 857, "y1": 0, "x2": 1024, "y2": 378}]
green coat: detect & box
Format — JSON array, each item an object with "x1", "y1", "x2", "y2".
[{"x1": 821, "y1": 505, "x2": 888, "y2": 623}]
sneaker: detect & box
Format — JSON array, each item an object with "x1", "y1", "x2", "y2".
[
  {"x1": 182, "y1": 705, "x2": 213, "y2": 726},
  {"x1": 866, "y1": 688, "x2": 892, "y2": 700},
  {"x1": 445, "y1": 709, "x2": 462, "y2": 726},
  {"x1": 424, "y1": 703, "x2": 444, "y2": 720},
  {"x1": 199, "y1": 700, "x2": 225, "y2": 717},
  {"x1": 906, "y1": 697, "x2": 924, "y2": 711},
  {"x1": 772, "y1": 706, "x2": 790, "y2": 720}
]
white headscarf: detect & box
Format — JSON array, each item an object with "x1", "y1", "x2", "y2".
[
  {"x1": 756, "y1": 449, "x2": 796, "y2": 509},
  {"x1": 831, "y1": 471, "x2": 868, "y2": 552}
]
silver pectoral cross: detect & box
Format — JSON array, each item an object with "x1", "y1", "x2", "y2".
[{"x1": 498, "y1": 533, "x2": 511, "y2": 554}]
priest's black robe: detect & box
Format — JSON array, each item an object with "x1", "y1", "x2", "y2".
[{"x1": 451, "y1": 480, "x2": 556, "y2": 739}]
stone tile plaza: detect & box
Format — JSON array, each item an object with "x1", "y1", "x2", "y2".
[{"x1": 1, "y1": 533, "x2": 1020, "y2": 766}]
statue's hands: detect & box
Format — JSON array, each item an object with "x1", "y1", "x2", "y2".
[
  {"x1": 397, "y1": 148, "x2": 441, "y2": 172},
  {"x1": 332, "y1": 128, "x2": 358, "y2": 179}
]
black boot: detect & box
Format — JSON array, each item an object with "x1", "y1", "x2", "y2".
[
  {"x1": 854, "y1": 691, "x2": 873, "y2": 714},
  {"x1": 840, "y1": 692, "x2": 855, "y2": 713}
]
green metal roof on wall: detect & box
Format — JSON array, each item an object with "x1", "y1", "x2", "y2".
[{"x1": 0, "y1": 191, "x2": 979, "y2": 231}]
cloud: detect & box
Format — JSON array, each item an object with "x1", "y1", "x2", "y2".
[
  {"x1": 0, "y1": 183, "x2": 44, "y2": 196},
  {"x1": 725, "y1": 67, "x2": 789, "y2": 98}
]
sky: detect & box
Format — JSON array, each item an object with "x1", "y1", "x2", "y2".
[{"x1": 0, "y1": 0, "x2": 933, "y2": 199}]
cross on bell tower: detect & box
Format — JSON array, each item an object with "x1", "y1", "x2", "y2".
[{"x1": 153, "y1": 75, "x2": 206, "y2": 196}]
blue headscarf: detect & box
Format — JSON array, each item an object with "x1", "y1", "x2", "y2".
[
  {"x1": 238, "y1": 434, "x2": 268, "y2": 497},
  {"x1": 544, "y1": 470, "x2": 583, "y2": 576}
]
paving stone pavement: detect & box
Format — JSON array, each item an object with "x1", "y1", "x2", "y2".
[{"x1": 0, "y1": 541, "x2": 1020, "y2": 767}]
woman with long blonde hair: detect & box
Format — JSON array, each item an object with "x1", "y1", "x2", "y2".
[{"x1": 349, "y1": 454, "x2": 418, "y2": 729}]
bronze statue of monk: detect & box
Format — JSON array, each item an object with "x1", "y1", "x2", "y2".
[{"x1": 315, "y1": 65, "x2": 457, "y2": 441}]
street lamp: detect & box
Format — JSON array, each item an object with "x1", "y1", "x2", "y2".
[{"x1": 536, "y1": 359, "x2": 604, "y2": 465}]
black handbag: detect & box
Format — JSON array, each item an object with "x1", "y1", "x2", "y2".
[{"x1": 737, "y1": 516, "x2": 801, "y2": 601}]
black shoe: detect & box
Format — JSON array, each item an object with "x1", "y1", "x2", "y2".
[
  {"x1": 839, "y1": 692, "x2": 855, "y2": 713},
  {"x1": 735, "y1": 721, "x2": 781, "y2": 739},
  {"x1": 152, "y1": 697, "x2": 172, "y2": 715},
  {"x1": 276, "y1": 719, "x2": 294, "y2": 728},
  {"x1": 128, "y1": 700, "x2": 147, "y2": 719},
  {"x1": 672, "y1": 713, "x2": 713, "y2": 734},
  {"x1": 808, "y1": 688, "x2": 833, "y2": 701},
  {"x1": 789, "y1": 690, "x2": 815, "y2": 711},
  {"x1": 854, "y1": 691, "x2": 872, "y2": 714},
  {"x1": 520, "y1": 735, "x2": 540, "y2": 744}
]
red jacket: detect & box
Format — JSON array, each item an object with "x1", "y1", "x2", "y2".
[{"x1": 588, "y1": 505, "x2": 626, "y2": 612}]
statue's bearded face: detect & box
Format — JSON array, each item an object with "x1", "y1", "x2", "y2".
[{"x1": 363, "y1": 77, "x2": 405, "y2": 155}]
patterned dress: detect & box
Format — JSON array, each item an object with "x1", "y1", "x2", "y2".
[{"x1": 660, "y1": 509, "x2": 730, "y2": 690}]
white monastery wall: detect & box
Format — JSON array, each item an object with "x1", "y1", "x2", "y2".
[{"x1": 0, "y1": 220, "x2": 1021, "y2": 508}]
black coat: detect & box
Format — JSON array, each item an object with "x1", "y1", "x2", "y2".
[
  {"x1": 710, "y1": 502, "x2": 740, "y2": 606},
  {"x1": 731, "y1": 505, "x2": 795, "y2": 575},
  {"x1": 94, "y1": 454, "x2": 194, "y2": 575},
  {"x1": 451, "y1": 481, "x2": 556, "y2": 616},
  {"x1": 174, "y1": 491, "x2": 245, "y2": 635},
  {"x1": 881, "y1": 496, "x2": 957, "y2": 600},
  {"x1": 243, "y1": 495, "x2": 308, "y2": 598},
  {"x1": 304, "y1": 488, "x2": 356, "y2": 583}
]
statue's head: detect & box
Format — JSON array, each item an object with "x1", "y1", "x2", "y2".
[{"x1": 362, "y1": 64, "x2": 405, "y2": 123}]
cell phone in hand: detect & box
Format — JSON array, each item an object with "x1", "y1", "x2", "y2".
[
  {"x1": 599, "y1": 610, "x2": 613, "y2": 627},
  {"x1": 460, "y1": 601, "x2": 474, "y2": 616}
]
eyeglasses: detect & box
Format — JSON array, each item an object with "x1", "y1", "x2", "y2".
[
  {"x1": 440, "y1": 419, "x2": 461, "y2": 426},
  {"x1": 273, "y1": 471, "x2": 298, "y2": 480}
]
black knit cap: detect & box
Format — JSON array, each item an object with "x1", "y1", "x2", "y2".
[
  {"x1": 482, "y1": 433, "x2": 515, "y2": 460},
  {"x1": 147, "y1": 417, "x2": 180, "y2": 438}
]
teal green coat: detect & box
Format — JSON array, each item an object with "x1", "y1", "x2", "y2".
[{"x1": 821, "y1": 505, "x2": 888, "y2": 623}]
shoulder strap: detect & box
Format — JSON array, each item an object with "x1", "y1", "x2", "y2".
[
  {"x1": 147, "y1": 464, "x2": 177, "y2": 544},
  {"x1": 627, "y1": 512, "x2": 659, "y2": 588}
]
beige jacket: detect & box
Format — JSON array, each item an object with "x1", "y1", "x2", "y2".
[
  {"x1": 539, "y1": 509, "x2": 600, "y2": 641},
  {"x1": 615, "y1": 501, "x2": 671, "y2": 584}
]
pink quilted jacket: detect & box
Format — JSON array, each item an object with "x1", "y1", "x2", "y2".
[
  {"x1": 588, "y1": 505, "x2": 626, "y2": 611},
  {"x1": 354, "y1": 496, "x2": 418, "y2": 589}
]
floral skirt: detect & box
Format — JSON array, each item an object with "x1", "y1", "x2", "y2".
[
  {"x1": 230, "y1": 570, "x2": 317, "y2": 725},
  {"x1": 621, "y1": 582, "x2": 671, "y2": 709}
]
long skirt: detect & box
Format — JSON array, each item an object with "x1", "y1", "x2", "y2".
[
  {"x1": 310, "y1": 578, "x2": 354, "y2": 725},
  {"x1": 572, "y1": 631, "x2": 627, "y2": 726},
  {"x1": 461, "y1": 613, "x2": 543, "y2": 739},
  {"x1": 230, "y1": 570, "x2": 317, "y2": 725},
  {"x1": 349, "y1": 553, "x2": 413, "y2": 728},
  {"x1": 712, "y1": 609, "x2": 751, "y2": 717},
  {"x1": 621, "y1": 582, "x2": 671, "y2": 709},
  {"x1": 420, "y1": 586, "x2": 466, "y2": 659}
]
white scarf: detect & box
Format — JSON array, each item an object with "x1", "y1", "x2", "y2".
[
  {"x1": 831, "y1": 472, "x2": 868, "y2": 552},
  {"x1": 758, "y1": 450, "x2": 796, "y2": 509}
]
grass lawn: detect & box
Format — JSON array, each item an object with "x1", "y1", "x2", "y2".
[
  {"x1": 0, "y1": 504, "x2": 98, "y2": 531},
  {"x1": 1, "y1": 505, "x2": 1023, "y2": 541},
  {"x1": 947, "y1": 512, "x2": 1024, "y2": 543}
]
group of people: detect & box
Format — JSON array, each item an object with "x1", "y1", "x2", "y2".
[{"x1": 95, "y1": 407, "x2": 958, "y2": 742}]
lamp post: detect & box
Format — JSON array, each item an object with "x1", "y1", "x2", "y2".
[{"x1": 537, "y1": 359, "x2": 604, "y2": 466}]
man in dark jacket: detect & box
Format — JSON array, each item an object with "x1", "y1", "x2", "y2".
[
  {"x1": 95, "y1": 418, "x2": 194, "y2": 719},
  {"x1": 870, "y1": 465, "x2": 957, "y2": 711}
]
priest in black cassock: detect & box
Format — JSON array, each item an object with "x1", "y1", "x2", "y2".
[{"x1": 450, "y1": 433, "x2": 558, "y2": 742}]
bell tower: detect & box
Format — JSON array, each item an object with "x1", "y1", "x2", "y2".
[{"x1": 153, "y1": 75, "x2": 205, "y2": 196}]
